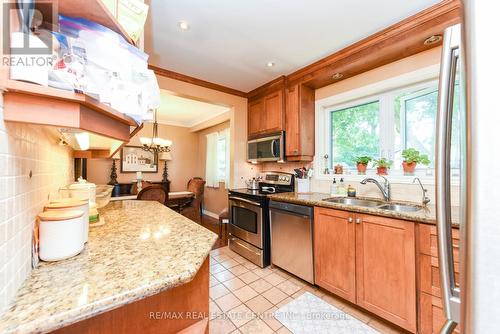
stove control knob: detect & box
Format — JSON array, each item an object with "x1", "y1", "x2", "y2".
[{"x1": 285, "y1": 177, "x2": 290, "y2": 181}]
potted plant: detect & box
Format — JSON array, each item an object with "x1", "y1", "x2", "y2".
[
  {"x1": 401, "y1": 148, "x2": 430, "y2": 175},
  {"x1": 355, "y1": 156, "x2": 372, "y2": 175},
  {"x1": 374, "y1": 158, "x2": 392, "y2": 175}
]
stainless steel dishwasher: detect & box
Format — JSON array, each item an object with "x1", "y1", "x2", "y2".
[{"x1": 269, "y1": 200, "x2": 314, "y2": 284}]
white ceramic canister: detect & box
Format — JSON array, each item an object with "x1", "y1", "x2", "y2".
[
  {"x1": 45, "y1": 199, "x2": 89, "y2": 243},
  {"x1": 37, "y1": 210, "x2": 85, "y2": 262}
]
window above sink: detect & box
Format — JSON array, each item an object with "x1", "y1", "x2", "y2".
[{"x1": 315, "y1": 64, "x2": 462, "y2": 186}]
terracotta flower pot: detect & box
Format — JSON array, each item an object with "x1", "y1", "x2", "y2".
[
  {"x1": 356, "y1": 163, "x2": 368, "y2": 175},
  {"x1": 402, "y1": 161, "x2": 417, "y2": 175},
  {"x1": 376, "y1": 167, "x2": 388, "y2": 175}
]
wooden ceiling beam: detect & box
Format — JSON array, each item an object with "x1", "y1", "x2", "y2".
[{"x1": 149, "y1": 65, "x2": 247, "y2": 98}]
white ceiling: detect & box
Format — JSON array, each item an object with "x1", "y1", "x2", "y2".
[
  {"x1": 144, "y1": 0, "x2": 441, "y2": 92},
  {"x1": 156, "y1": 90, "x2": 230, "y2": 127}
]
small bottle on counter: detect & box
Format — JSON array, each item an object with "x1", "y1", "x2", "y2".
[
  {"x1": 330, "y1": 178, "x2": 337, "y2": 196},
  {"x1": 338, "y1": 178, "x2": 347, "y2": 196},
  {"x1": 347, "y1": 184, "x2": 356, "y2": 197}
]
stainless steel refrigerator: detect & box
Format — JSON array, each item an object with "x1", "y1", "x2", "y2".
[{"x1": 437, "y1": 1, "x2": 500, "y2": 333}]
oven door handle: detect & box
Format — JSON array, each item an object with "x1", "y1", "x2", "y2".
[
  {"x1": 230, "y1": 237, "x2": 261, "y2": 256},
  {"x1": 229, "y1": 196, "x2": 261, "y2": 207}
]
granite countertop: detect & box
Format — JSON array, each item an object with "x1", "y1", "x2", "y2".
[
  {"x1": 268, "y1": 192, "x2": 460, "y2": 227},
  {"x1": 0, "y1": 201, "x2": 218, "y2": 334}
]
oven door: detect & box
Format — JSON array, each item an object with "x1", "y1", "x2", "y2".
[{"x1": 229, "y1": 196, "x2": 263, "y2": 248}]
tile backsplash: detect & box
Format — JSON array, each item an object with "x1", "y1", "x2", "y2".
[
  {"x1": 260, "y1": 162, "x2": 460, "y2": 206},
  {"x1": 0, "y1": 95, "x2": 74, "y2": 312}
]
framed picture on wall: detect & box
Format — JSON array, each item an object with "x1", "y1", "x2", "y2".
[{"x1": 120, "y1": 146, "x2": 158, "y2": 173}]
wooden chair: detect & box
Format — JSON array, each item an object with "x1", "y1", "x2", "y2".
[
  {"x1": 181, "y1": 178, "x2": 206, "y2": 222},
  {"x1": 218, "y1": 208, "x2": 229, "y2": 238},
  {"x1": 131, "y1": 181, "x2": 152, "y2": 195},
  {"x1": 137, "y1": 185, "x2": 167, "y2": 204}
]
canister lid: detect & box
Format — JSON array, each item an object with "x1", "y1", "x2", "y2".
[
  {"x1": 38, "y1": 210, "x2": 84, "y2": 221},
  {"x1": 46, "y1": 199, "x2": 88, "y2": 209}
]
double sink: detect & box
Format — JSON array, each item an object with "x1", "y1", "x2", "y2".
[{"x1": 322, "y1": 197, "x2": 422, "y2": 212}]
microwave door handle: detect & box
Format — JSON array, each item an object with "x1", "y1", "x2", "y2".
[
  {"x1": 271, "y1": 139, "x2": 277, "y2": 157},
  {"x1": 436, "y1": 24, "x2": 461, "y2": 331}
]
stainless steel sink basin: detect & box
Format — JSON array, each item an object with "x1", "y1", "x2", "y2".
[
  {"x1": 377, "y1": 204, "x2": 422, "y2": 212},
  {"x1": 322, "y1": 197, "x2": 384, "y2": 207},
  {"x1": 322, "y1": 197, "x2": 422, "y2": 212}
]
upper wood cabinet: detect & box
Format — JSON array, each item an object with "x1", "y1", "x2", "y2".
[
  {"x1": 314, "y1": 207, "x2": 356, "y2": 303},
  {"x1": 263, "y1": 90, "x2": 284, "y2": 134},
  {"x1": 285, "y1": 84, "x2": 315, "y2": 161},
  {"x1": 247, "y1": 90, "x2": 284, "y2": 137},
  {"x1": 247, "y1": 83, "x2": 315, "y2": 162},
  {"x1": 314, "y1": 207, "x2": 417, "y2": 333},
  {"x1": 248, "y1": 99, "x2": 264, "y2": 136}
]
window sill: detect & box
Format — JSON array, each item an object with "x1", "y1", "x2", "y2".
[{"x1": 314, "y1": 171, "x2": 460, "y2": 186}]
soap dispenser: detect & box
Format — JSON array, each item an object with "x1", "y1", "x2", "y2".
[{"x1": 330, "y1": 178, "x2": 337, "y2": 196}]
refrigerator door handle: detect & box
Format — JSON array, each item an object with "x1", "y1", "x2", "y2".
[{"x1": 436, "y1": 24, "x2": 461, "y2": 331}]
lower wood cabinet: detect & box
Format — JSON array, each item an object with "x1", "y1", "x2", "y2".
[
  {"x1": 355, "y1": 213, "x2": 416, "y2": 332},
  {"x1": 314, "y1": 208, "x2": 356, "y2": 303},
  {"x1": 314, "y1": 207, "x2": 417, "y2": 333},
  {"x1": 418, "y1": 224, "x2": 460, "y2": 333}
]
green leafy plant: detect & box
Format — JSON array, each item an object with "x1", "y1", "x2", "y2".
[
  {"x1": 355, "y1": 156, "x2": 372, "y2": 165},
  {"x1": 374, "y1": 158, "x2": 393, "y2": 168},
  {"x1": 401, "y1": 148, "x2": 430, "y2": 165}
]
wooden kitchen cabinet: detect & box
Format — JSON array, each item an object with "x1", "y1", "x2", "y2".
[
  {"x1": 247, "y1": 90, "x2": 284, "y2": 137},
  {"x1": 314, "y1": 207, "x2": 356, "y2": 303},
  {"x1": 418, "y1": 224, "x2": 460, "y2": 333},
  {"x1": 355, "y1": 213, "x2": 417, "y2": 332},
  {"x1": 264, "y1": 90, "x2": 284, "y2": 133},
  {"x1": 285, "y1": 84, "x2": 315, "y2": 161},
  {"x1": 248, "y1": 99, "x2": 264, "y2": 136},
  {"x1": 314, "y1": 207, "x2": 417, "y2": 333}
]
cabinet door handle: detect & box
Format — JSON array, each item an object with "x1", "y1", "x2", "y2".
[
  {"x1": 348, "y1": 217, "x2": 353, "y2": 223},
  {"x1": 355, "y1": 218, "x2": 361, "y2": 224}
]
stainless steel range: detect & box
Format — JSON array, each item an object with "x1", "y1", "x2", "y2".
[{"x1": 228, "y1": 171, "x2": 294, "y2": 267}]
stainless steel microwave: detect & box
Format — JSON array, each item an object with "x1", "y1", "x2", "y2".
[{"x1": 247, "y1": 132, "x2": 285, "y2": 163}]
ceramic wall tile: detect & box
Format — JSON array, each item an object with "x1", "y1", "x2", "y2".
[{"x1": 0, "y1": 98, "x2": 74, "y2": 313}]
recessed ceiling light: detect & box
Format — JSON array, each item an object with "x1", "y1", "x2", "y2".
[
  {"x1": 178, "y1": 21, "x2": 190, "y2": 31},
  {"x1": 332, "y1": 73, "x2": 343, "y2": 80},
  {"x1": 266, "y1": 62, "x2": 275, "y2": 67},
  {"x1": 424, "y1": 35, "x2": 442, "y2": 45}
]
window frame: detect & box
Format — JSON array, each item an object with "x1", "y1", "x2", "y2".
[{"x1": 315, "y1": 64, "x2": 459, "y2": 185}]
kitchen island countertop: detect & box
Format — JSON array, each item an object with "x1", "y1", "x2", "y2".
[
  {"x1": 268, "y1": 192, "x2": 460, "y2": 227},
  {"x1": 0, "y1": 201, "x2": 217, "y2": 334}
]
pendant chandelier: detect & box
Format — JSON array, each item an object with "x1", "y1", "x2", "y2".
[{"x1": 139, "y1": 109, "x2": 172, "y2": 153}]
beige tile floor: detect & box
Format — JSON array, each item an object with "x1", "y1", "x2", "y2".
[{"x1": 209, "y1": 246, "x2": 405, "y2": 334}]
